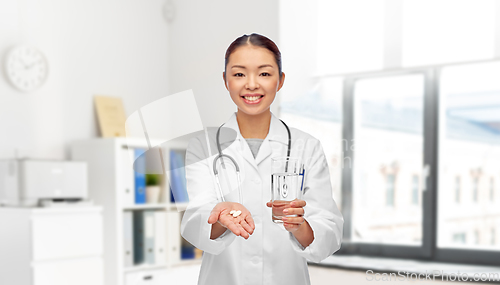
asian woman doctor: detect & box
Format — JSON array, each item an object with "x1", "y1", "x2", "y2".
[{"x1": 180, "y1": 33, "x2": 343, "y2": 285}]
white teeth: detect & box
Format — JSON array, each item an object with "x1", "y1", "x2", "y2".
[{"x1": 244, "y1": 96, "x2": 262, "y2": 101}]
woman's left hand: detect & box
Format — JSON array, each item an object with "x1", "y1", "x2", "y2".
[{"x1": 266, "y1": 199, "x2": 306, "y2": 233}]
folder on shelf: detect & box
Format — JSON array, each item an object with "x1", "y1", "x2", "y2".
[
  {"x1": 154, "y1": 211, "x2": 167, "y2": 265},
  {"x1": 123, "y1": 211, "x2": 134, "y2": 267},
  {"x1": 122, "y1": 147, "x2": 136, "y2": 206},
  {"x1": 134, "y1": 148, "x2": 147, "y2": 204},
  {"x1": 133, "y1": 211, "x2": 144, "y2": 264},
  {"x1": 144, "y1": 210, "x2": 155, "y2": 264},
  {"x1": 166, "y1": 211, "x2": 181, "y2": 265},
  {"x1": 169, "y1": 149, "x2": 189, "y2": 203}
]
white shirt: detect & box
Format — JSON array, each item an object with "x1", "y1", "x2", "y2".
[{"x1": 180, "y1": 112, "x2": 344, "y2": 285}]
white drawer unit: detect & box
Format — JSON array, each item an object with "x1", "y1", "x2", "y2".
[
  {"x1": 0, "y1": 207, "x2": 104, "y2": 285},
  {"x1": 125, "y1": 269, "x2": 168, "y2": 285},
  {"x1": 32, "y1": 212, "x2": 103, "y2": 261},
  {"x1": 33, "y1": 257, "x2": 103, "y2": 285}
]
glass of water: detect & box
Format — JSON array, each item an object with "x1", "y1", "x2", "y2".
[{"x1": 271, "y1": 157, "x2": 303, "y2": 223}]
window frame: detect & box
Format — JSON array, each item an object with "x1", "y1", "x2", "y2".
[{"x1": 337, "y1": 61, "x2": 500, "y2": 266}]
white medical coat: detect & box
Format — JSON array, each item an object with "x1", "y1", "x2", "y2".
[{"x1": 180, "y1": 112, "x2": 343, "y2": 285}]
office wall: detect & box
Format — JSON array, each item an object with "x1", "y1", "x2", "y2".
[
  {"x1": 0, "y1": 0, "x2": 169, "y2": 159},
  {"x1": 279, "y1": 0, "x2": 320, "y2": 104},
  {"x1": 167, "y1": 0, "x2": 280, "y2": 128}
]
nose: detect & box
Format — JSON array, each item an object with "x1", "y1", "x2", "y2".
[{"x1": 245, "y1": 75, "x2": 259, "y2": 90}]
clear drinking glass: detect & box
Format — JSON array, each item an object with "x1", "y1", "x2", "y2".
[{"x1": 271, "y1": 157, "x2": 303, "y2": 223}]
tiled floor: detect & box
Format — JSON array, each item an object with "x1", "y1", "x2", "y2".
[{"x1": 164, "y1": 256, "x2": 500, "y2": 284}]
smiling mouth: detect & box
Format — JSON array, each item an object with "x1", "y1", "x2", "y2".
[{"x1": 241, "y1": 95, "x2": 264, "y2": 102}]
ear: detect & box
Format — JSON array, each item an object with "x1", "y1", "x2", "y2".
[
  {"x1": 277, "y1": 72, "x2": 285, "y2": 92},
  {"x1": 223, "y1": 71, "x2": 229, "y2": 90}
]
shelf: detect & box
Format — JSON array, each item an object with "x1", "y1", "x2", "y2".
[
  {"x1": 122, "y1": 202, "x2": 188, "y2": 211},
  {"x1": 175, "y1": 258, "x2": 202, "y2": 267},
  {"x1": 168, "y1": 202, "x2": 189, "y2": 211},
  {"x1": 123, "y1": 264, "x2": 168, "y2": 273},
  {"x1": 71, "y1": 138, "x2": 190, "y2": 285},
  {"x1": 122, "y1": 204, "x2": 169, "y2": 210}
]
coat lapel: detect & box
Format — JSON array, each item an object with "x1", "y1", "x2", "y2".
[
  {"x1": 219, "y1": 112, "x2": 290, "y2": 170},
  {"x1": 255, "y1": 113, "x2": 289, "y2": 165},
  {"x1": 218, "y1": 113, "x2": 259, "y2": 173}
]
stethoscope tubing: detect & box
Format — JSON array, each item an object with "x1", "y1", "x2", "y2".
[{"x1": 212, "y1": 119, "x2": 305, "y2": 203}]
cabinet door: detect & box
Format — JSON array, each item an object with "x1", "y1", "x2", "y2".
[
  {"x1": 125, "y1": 269, "x2": 167, "y2": 285},
  {"x1": 32, "y1": 212, "x2": 103, "y2": 261},
  {"x1": 33, "y1": 257, "x2": 103, "y2": 285}
]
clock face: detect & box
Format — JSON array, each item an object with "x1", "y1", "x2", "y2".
[{"x1": 5, "y1": 45, "x2": 49, "y2": 92}]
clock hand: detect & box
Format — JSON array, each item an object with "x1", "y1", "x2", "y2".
[{"x1": 19, "y1": 59, "x2": 29, "y2": 69}]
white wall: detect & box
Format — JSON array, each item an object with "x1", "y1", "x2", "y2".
[
  {"x1": 0, "y1": 0, "x2": 281, "y2": 160},
  {"x1": 279, "y1": 0, "x2": 320, "y2": 103},
  {"x1": 167, "y1": 0, "x2": 280, "y2": 128},
  {"x1": 0, "y1": 0, "x2": 169, "y2": 159}
]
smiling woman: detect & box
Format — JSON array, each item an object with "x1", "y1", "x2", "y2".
[
  {"x1": 222, "y1": 34, "x2": 285, "y2": 139},
  {"x1": 180, "y1": 33, "x2": 344, "y2": 285}
]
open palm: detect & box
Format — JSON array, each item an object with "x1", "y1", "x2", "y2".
[{"x1": 208, "y1": 202, "x2": 255, "y2": 239}]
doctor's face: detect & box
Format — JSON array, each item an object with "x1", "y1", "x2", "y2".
[{"x1": 223, "y1": 45, "x2": 285, "y2": 117}]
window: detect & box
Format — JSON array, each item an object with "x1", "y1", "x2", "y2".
[
  {"x1": 350, "y1": 73, "x2": 424, "y2": 246},
  {"x1": 283, "y1": 0, "x2": 500, "y2": 266},
  {"x1": 473, "y1": 177, "x2": 479, "y2": 203},
  {"x1": 317, "y1": 0, "x2": 385, "y2": 74},
  {"x1": 453, "y1": 233, "x2": 467, "y2": 244},
  {"x1": 474, "y1": 230, "x2": 480, "y2": 245},
  {"x1": 411, "y1": 175, "x2": 419, "y2": 205},
  {"x1": 455, "y1": 176, "x2": 461, "y2": 203},
  {"x1": 402, "y1": 0, "x2": 497, "y2": 67},
  {"x1": 438, "y1": 62, "x2": 500, "y2": 253},
  {"x1": 386, "y1": 174, "x2": 395, "y2": 207},
  {"x1": 280, "y1": 77, "x2": 344, "y2": 210},
  {"x1": 492, "y1": 228, "x2": 496, "y2": 246},
  {"x1": 314, "y1": 0, "x2": 498, "y2": 74},
  {"x1": 491, "y1": 177, "x2": 495, "y2": 201}
]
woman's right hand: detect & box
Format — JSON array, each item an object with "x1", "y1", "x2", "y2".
[{"x1": 207, "y1": 202, "x2": 255, "y2": 239}]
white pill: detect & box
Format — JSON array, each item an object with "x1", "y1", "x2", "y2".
[
  {"x1": 232, "y1": 210, "x2": 242, "y2": 217},
  {"x1": 230, "y1": 210, "x2": 235, "y2": 215}
]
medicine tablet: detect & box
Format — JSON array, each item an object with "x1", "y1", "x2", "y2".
[
  {"x1": 232, "y1": 210, "x2": 242, "y2": 218},
  {"x1": 230, "y1": 210, "x2": 235, "y2": 215}
]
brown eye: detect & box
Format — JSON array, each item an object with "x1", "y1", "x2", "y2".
[
  {"x1": 234, "y1": 73, "x2": 244, "y2": 77},
  {"x1": 260, "y1": 72, "x2": 271, "y2": 76}
]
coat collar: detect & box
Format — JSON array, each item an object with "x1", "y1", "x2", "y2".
[{"x1": 218, "y1": 112, "x2": 290, "y2": 169}]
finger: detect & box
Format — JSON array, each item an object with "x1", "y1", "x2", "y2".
[
  {"x1": 266, "y1": 201, "x2": 272, "y2": 208},
  {"x1": 226, "y1": 221, "x2": 241, "y2": 236},
  {"x1": 245, "y1": 214, "x2": 256, "y2": 230},
  {"x1": 238, "y1": 224, "x2": 249, "y2": 239},
  {"x1": 290, "y1": 199, "x2": 306, "y2": 208},
  {"x1": 208, "y1": 209, "x2": 220, "y2": 224},
  {"x1": 282, "y1": 216, "x2": 304, "y2": 225},
  {"x1": 284, "y1": 222, "x2": 300, "y2": 231},
  {"x1": 240, "y1": 219, "x2": 254, "y2": 235},
  {"x1": 283, "y1": 207, "x2": 304, "y2": 216}
]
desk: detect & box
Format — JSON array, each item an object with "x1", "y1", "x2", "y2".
[{"x1": 0, "y1": 206, "x2": 104, "y2": 285}]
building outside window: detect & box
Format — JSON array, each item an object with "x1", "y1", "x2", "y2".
[
  {"x1": 453, "y1": 233, "x2": 466, "y2": 244},
  {"x1": 473, "y1": 177, "x2": 479, "y2": 203},
  {"x1": 492, "y1": 228, "x2": 496, "y2": 246},
  {"x1": 386, "y1": 174, "x2": 395, "y2": 207},
  {"x1": 490, "y1": 177, "x2": 495, "y2": 201},
  {"x1": 411, "y1": 175, "x2": 419, "y2": 205}
]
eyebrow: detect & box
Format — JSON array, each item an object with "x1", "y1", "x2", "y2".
[{"x1": 231, "y1": 64, "x2": 274, "y2": 69}]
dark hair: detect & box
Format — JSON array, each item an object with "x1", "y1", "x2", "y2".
[{"x1": 224, "y1": 33, "x2": 282, "y2": 79}]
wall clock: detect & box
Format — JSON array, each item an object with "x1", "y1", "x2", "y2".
[{"x1": 4, "y1": 45, "x2": 49, "y2": 92}]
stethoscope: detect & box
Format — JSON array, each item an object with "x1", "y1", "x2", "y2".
[{"x1": 212, "y1": 119, "x2": 304, "y2": 203}]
